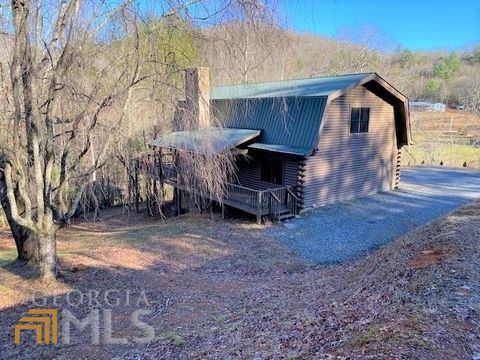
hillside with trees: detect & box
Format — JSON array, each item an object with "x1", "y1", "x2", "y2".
[
  {"x1": 199, "y1": 24, "x2": 480, "y2": 168},
  {"x1": 0, "y1": 3, "x2": 479, "y2": 360},
  {"x1": 0, "y1": 1, "x2": 478, "y2": 276},
  {"x1": 201, "y1": 25, "x2": 480, "y2": 110}
]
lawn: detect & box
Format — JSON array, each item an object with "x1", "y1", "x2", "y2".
[
  {"x1": 403, "y1": 141, "x2": 480, "y2": 168},
  {"x1": 0, "y1": 204, "x2": 479, "y2": 359}
]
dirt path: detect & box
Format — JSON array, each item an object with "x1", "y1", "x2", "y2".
[{"x1": 0, "y1": 203, "x2": 479, "y2": 359}]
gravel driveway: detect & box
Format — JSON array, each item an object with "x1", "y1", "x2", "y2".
[{"x1": 267, "y1": 166, "x2": 480, "y2": 264}]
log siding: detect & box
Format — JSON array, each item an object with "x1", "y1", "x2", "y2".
[{"x1": 234, "y1": 154, "x2": 300, "y2": 190}]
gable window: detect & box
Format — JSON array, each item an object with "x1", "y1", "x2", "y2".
[
  {"x1": 261, "y1": 157, "x2": 284, "y2": 185},
  {"x1": 350, "y1": 107, "x2": 370, "y2": 133}
]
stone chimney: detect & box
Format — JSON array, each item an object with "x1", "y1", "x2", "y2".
[{"x1": 185, "y1": 67, "x2": 211, "y2": 129}]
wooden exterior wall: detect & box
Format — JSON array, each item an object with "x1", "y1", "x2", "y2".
[
  {"x1": 234, "y1": 154, "x2": 300, "y2": 190},
  {"x1": 302, "y1": 85, "x2": 397, "y2": 209}
]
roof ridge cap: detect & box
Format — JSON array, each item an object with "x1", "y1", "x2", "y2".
[{"x1": 212, "y1": 72, "x2": 375, "y2": 89}]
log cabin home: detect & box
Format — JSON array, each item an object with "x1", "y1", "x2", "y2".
[{"x1": 147, "y1": 68, "x2": 411, "y2": 223}]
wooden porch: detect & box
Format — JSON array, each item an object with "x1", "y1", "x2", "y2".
[
  {"x1": 223, "y1": 183, "x2": 299, "y2": 223},
  {"x1": 164, "y1": 175, "x2": 299, "y2": 223},
  {"x1": 134, "y1": 156, "x2": 299, "y2": 223}
]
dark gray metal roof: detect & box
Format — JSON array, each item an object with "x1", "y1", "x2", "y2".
[
  {"x1": 211, "y1": 72, "x2": 411, "y2": 148},
  {"x1": 149, "y1": 128, "x2": 261, "y2": 154},
  {"x1": 157, "y1": 73, "x2": 410, "y2": 156},
  {"x1": 212, "y1": 97, "x2": 327, "y2": 152},
  {"x1": 211, "y1": 73, "x2": 371, "y2": 100}
]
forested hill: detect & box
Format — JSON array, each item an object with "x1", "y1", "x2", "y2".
[
  {"x1": 0, "y1": 21, "x2": 478, "y2": 109},
  {"x1": 200, "y1": 24, "x2": 480, "y2": 110}
]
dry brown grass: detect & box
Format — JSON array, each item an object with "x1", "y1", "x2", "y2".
[
  {"x1": 413, "y1": 109, "x2": 480, "y2": 134},
  {"x1": 0, "y1": 202, "x2": 479, "y2": 359}
]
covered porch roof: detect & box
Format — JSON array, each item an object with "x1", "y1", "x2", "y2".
[
  {"x1": 149, "y1": 127, "x2": 261, "y2": 154},
  {"x1": 248, "y1": 143, "x2": 312, "y2": 156}
]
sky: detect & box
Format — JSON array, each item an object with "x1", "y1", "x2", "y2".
[{"x1": 283, "y1": 0, "x2": 480, "y2": 51}]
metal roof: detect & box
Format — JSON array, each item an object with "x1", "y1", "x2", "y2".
[
  {"x1": 248, "y1": 143, "x2": 312, "y2": 156},
  {"x1": 149, "y1": 128, "x2": 261, "y2": 154},
  {"x1": 211, "y1": 72, "x2": 411, "y2": 148},
  {"x1": 212, "y1": 97, "x2": 327, "y2": 151},
  {"x1": 156, "y1": 73, "x2": 410, "y2": 157},
  {"x1": 211, "y1": 73, "x2": 371, "y2": 100}
]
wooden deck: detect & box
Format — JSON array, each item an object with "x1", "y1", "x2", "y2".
[
  {"x1": 134, "y1": 156, "x2": 300, "y2": 223},
  {"x1": 164, "y1": 178, "x2": 299, "y2": 223}
]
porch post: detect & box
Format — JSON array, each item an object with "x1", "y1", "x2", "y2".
[
  {"x1": 135, "y1": 160, "x2": 139, "y2": 213},
  {"x1": 175, "y1": 187, "x2": 181, "y2": 216},
  {"x1": 127, "y1": 162, "x2": 131, "y2": 211},
  {"x1": 256, "y1": 191, "x2": 262, "y2": 224}
]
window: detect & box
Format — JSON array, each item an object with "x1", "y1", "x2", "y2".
[
  {"x1": 261, "y1": 157, "x2": 284, "y2": 185},
  {"x1": 350, "y1": 107, "x2": 370, "y2": 133}
]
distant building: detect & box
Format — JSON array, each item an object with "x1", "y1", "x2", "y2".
[{"x1": 410, "y1": 101, "x2": 446, "y2": 112}]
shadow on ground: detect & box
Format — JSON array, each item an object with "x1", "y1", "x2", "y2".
[
  {"x1": 267, "y1": 166, "x2": 480, "y2": 264},
  {"x1": 0, "y1": 212, "x2": 305, "y2": 359}
]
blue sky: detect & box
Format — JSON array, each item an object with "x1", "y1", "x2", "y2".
[{"x1": 282, "y1": 0, "x2": 480, "y2": 51}]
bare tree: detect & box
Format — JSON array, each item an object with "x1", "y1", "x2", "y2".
[
  {"x1": 460, "y1": 72, "x2": 480, "y2": 115},
  {"x1": 0, "y1": 0, "x2": 278, "y2": 280},
  {"x1": 200, "y1": 0, "x2": 288, "y2": 84},
  {"x1": 329, "y1": 25, "x2": 396, "y2": 76},
  {"x1": 0, "y1": 0, "x2": 150, "y2": 279}
]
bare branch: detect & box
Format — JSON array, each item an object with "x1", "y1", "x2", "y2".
[{"x1": 3, "y1": 164, "x2": 36, "y2": 231}]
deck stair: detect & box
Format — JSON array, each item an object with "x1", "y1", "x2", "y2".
[{"x1": 275, "y1": 208, "x2": 295, "y2": 222}]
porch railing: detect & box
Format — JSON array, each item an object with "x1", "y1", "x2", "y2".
[
  {"x1": 136, "y1": 153, "x2": 300, "y2": 221},
  {"x1": 226, "y1": 183, "x2": 260, "y2": 209},
  {"x1": 226, "y1": 183, "x2": 299, "y2": 220}
]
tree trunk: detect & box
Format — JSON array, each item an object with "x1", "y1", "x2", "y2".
[
  {"x1": 1, "y1": 176, "x2": 57, "y2": 279},
  {"x1": 38, "y1": 233, "x2": 57, "y2": 280},
  {"x1": 0, "y1": 189, "x2": 36, "y2": 261},
  {"x1": 4, "y1": 215, "x2": 56, "y2": 279},
  {"x1": 15, "y1": 229, "x2": 40, "y2": 262},
  {"x1": 3, "y1": 214, "x2": 56, "y2": 279},
  {"x1": 17, "y1": 231, "x2": 57, "y2": 279}
]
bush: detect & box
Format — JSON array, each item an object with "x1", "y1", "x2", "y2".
[
  {"x1": 75, "y1": 181, "x2": 124, "y2": 218},
  {"x1": 434, "y1": 53, "x2": 461, "y2": 80}
]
